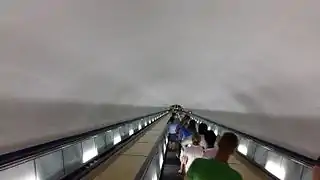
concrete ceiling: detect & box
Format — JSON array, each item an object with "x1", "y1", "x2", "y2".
[{"x1": 1, "y1": 0, "x2": 320, "y2": 116}]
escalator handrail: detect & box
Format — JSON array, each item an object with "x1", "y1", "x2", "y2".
[
  {"x1": 189, "y1": 112, "x2": 316, "y2": 167},
  {"x1": 0, "y1": 110, "x2": 168, "y2": 170},
  {"x1": 62, "y1": 113, "x2": 168, "y2": 180}
]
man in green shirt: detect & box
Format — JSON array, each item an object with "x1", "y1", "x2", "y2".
[{"x1": 187, "y1": 132, "x2": 243, "y2": 180}]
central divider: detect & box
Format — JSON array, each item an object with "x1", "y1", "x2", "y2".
[
  {"x1": 135, "y1": 115, "x2": 170, "y2": 180},
  {"x1": 85, "y1": 114, "x2": 170, "y2": 180}
]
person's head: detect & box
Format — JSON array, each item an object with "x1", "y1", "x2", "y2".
[
  {"x1": 192, "y1": 133, "x2": 201, "y2": 146},
  {"x1": 181, "y1": 114, "x2": 190, "y2": 125},
  {"x1": 183, "y1": 114, "x2": 190, "y2": 121},
  {"x1": 187, "y1": 120, "x2": 197, "y2": 133},
  {"x1": 204, "y1": 130, "x2": 217, "y2": 148},
  {"x1": 189, "y1": 119, "x2": 196, "y2": 126},
  {"x1": 168, "y1": 116, "x2": 175, "y2": 124},
  {"x1": 218, "y1": 132, "x2": 239, "y2": 155},
  {"x1": 317, "y1": 156, "x2": 320, "y2": 165},
  {"x1": 198, "y1": 123, "x2": 208, "y2": 135},
  {"x1": 172, "y1": 116, "x2": 180, "y2": 124},
  {"x1": 172, "y1": 112, "x2": 177, "y2": 118}
]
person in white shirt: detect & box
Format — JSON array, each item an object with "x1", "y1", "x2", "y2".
[
  {"x1": 168, "y1": 114, "x2": 179, "y2": 150},
  {"x1": 203, "y1": 130, "x2": 218, "y2": 159},
  {"x1": 181, "y1": 123, "x2": 208, "y2": 149},
  {"x1": 179, "y1": 133, "x2": 204, "y2": 174}
]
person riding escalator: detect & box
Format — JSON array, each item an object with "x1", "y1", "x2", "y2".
[
  {"x1": 168, "y1": 113, "x2": 180, "y2": 150},
  {"x1": 181, "y1": 123, "x2": 208, "y2": 149},
  {"x1": 179, "y1": 133, "x2": 204, "y2": 175},
  {"x1": 186, "y1": 132, "x2": 243, "y2": 180}
]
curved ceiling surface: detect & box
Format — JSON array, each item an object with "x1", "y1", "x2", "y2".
[{"x1": 1, "y1": 0, "x2": 320, "y2": 116}]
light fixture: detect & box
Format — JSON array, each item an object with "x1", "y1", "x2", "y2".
[
  {"x1": 159, "y1": 153, "x2": 164, "y2": 168},
  {"x1": 82, "y1": 148, "x2": 98, "y2": 163},
  {"x1": 129, "y1": 129, "x2": 134, "y2": 136},
  {"x1": 265, "y1": 160, "x2": 286, "y2": 180},
  {"x1": 113, "y1": 134, "x2": 121, "y2": 145},
  {"x1": 237, "y1": 144, "x2": 248, "y2": 155},
  {"x1": 152, "y1": 172, "x2": 158, "y2": 180},
  {"x1": 214, "y1": 129, "x2": 218, "y2": 135}
]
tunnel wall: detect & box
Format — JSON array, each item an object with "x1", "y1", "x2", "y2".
[
  {"x1": 1, "y1": 0, "x2": 320, "y2": 117},
  {"x1": 0, "y1": 98, "x2": 164, "y2": 155},
  {"x1": 193, "y1": 109, "x2": 319, "y2": 159}
]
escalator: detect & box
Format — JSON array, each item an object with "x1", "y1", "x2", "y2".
[
  {"x1": 0, "y1": 111, "x2": 169, "y2": 180},
  {"x1": 137, "y1": 112, "x2": 316, "y2": 180},
  {"x1": 0, "y1": 109, "x2": 315, "y2": 180},
  {"x1": 160, "y1": 147, "x2": 183, "y2": 180},
  {"x1": 85, "y1": 116, "x2": 170, "y2": 180}
]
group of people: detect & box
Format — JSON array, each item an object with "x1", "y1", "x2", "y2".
[
  {"x1": 168, "y1": 112, "x2": 320, "y2": 180},
  {"x1": 167, "y1": 112, "x2": 242, "y2": 180}
]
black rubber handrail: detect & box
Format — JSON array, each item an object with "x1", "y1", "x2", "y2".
[
  {"x1": 190, "y1": 112, "x2": 316, "y2": 167},
  {"x1": 0, "y1": 110, "x2": 168, "y2": 170}
]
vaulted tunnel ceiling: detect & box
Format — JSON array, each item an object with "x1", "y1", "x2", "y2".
[{"x1": 1, "y1": 0, "x2": 320, "y2": 117}]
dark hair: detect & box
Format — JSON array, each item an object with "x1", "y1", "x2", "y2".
[
  {"x1": 198, "y1": 123, "x2": 208, "y2": 135},
  {"x1": 168, "y1": 113, "x2": 177, "y2": 123},
  {"x1": 181, "y1": 114, "x2": 190, "y2": 125},
  {"x1": 189, "y1": 119, "x2": 196, "y2": 126},
  {"x1": 187, "y1": 120, "x2": 197, "y2": 133},
  {"x1": 204, "y1": 130, "x2": 217, "y2": 148},
  {"x1": 173, "y1": 113, "x2": 178, "y2": 118},
  {"x1": 168, "y1": 116, "x2": 174, "y2": 124},
  {"x1": 218, "y1": 132, "x2": 239, "y2": 154},
  {"x1": 183, "y1": 114, "x2": 191, "y2": 121}
]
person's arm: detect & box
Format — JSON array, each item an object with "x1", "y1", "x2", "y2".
[
  {"x1": 179, "y1": 150, "x2": 185, "y2": 162},
  {"x1": 186, "y1": 159, "x2": 199, "y2": 180},
  {"x1": 176, "y1": 124, "x2": 181, "y2": 134},
  {"x1": 181, "y1": 136, "x2": 192, "y2": 146}
]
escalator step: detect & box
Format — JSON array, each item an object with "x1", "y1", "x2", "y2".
[
  {"x1": 160, "y1": 148, "x2": 183, "y2": 180},
  {"x1": 164, "y1": 151, "x2": 180, "y2": 165},
  {"x1": 161, "y1": 165, "x2": 183, "y2": 180}
]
